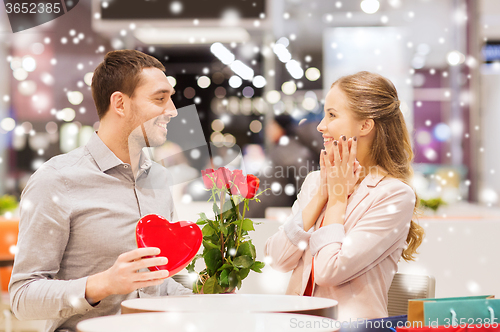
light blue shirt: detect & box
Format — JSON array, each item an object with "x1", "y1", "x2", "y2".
[{"x1": 9, "y1": 132, "x2": 192, "y2": 332}]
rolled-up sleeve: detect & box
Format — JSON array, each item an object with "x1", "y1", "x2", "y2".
[
  {"x1": 313, "y1": 185, "x2": 415, "y2": 287},
  {"x1": 9, "y1": 165, "x2": 95, "y2": 320}
]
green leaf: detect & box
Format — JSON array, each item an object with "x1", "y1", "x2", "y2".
[
  {"x1": 237, "y1": 241, "x2": 256, "y2": 260},
  {"x1": 233, "y1": 255, "x2": 253, "y2": 269},
  {"x1": 202, "y1": 240, "x2": 219, "y2": 250},
  {"x1": 204, "y1": 248, "x2": 222, "y2": 275},
  {"x1": 241, "y1": 218, "x2": 255, "y2": 232},
  {"x1": 217, "y1": 263, "x2": 232, "y2": 272},
  {"x1": 196, "y1": 220, "x2": 207, "y2": 226},
  {"x1": 229, "y1": 270, "x2": 239, "y2": 289},
  {"x1": 250, "y1": 261, "x2": 265, "y2": 273},
  {"x1": 213, "y1": 203, "x2": 220, "y2": 216},
  {"x1": 220, "y1": 223, "x2": 228, "y2": 237},
  {"x1": 202, "y1": 225, "x2": 215, "y2": 237},
  {"x1": 203, "y1": 276, "x2": 223, "y2": 294},
  {"x1": 239, "y1": 268, "x2": 250, "y2": 280},
  {"x1": 219, "y1": 269, "x2": 230, "y2": 287}
]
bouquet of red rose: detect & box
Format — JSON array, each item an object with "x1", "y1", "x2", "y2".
[{"x1": 186, "y1": 167, "x2": 266, "y2": 294}]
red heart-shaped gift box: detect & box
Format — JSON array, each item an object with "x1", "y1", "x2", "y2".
[{"x1": 136, "y1": 214, "x2": 202, "y2": 276}]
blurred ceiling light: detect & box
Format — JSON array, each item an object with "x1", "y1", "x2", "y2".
[
  {"x1": 447, "y1": 51, "x2": 465, "y2": 66},
  {"x1": 221, "y1": 8, "x2": 240, "y2": 26},
  {"x1": 252, "y1": 75, "x2": 267, "y2": 88},
  {"x1": 135, "y1": 28, "x2": 249, "y2": 45},
  {"x1": 412, "y1": 56, "x2": 426, "y2": 69},
  {"x1": 272, "y1": 44, "x2": 292, "y2": 63},
  {"x1": 228, "y1": 75, "x2": 242, "y2": 88},
  {"x1": 170, "y1": 1, "x2": 183, "y2": 14},
  {"x1": 84, "y1": 72, "x2": 93, "y2": 86},
  {"x1": 31, "y1": 43, "x2": 45, "y2": 55},
  {"x1": 266, "y1": 90, "x2": 281, "y2": 104},
  {"x1": 46, "y1": 121, "x2": 58, "y2": 134},
  {"x1": 197, "y1": 76, "x2": 211, "y2": 88},
  {"x1": 211, "y1": 42, "x2": 235, "y2": 64},
  {"x1": 281, "y1": 81, "x2": 297, "y2": 95},
  {"x1": 0, "y1": 117, "x2": 16, "y2": 132},
  {"x1": 41, "y1": 72, "x2": 55, "y2": 86},
  {"x1": 10, "y1": 57, "x2": 22, "y2": 70},
  {"x1": 285, "y1": 60, "x2": 304, "y2": 79},
  {"x1": 166, "y1": 76, "x2": 176, "y2": 88},
  {"x1": 223, "y1": 133, "x2": 236, "y2": 147},
  {"x1": 57, "y1": 108, "x2": 76, "y2": 122},
  {"x1": 13, "y1": 68, "x2": 28, "y2": 81},
  {"x1": 67, "y1": 91, "x2": 84, "y2": 105},
  {"x1": 211, "y1": 119, "x2": 224, "y2": 132},
  {"x1": 242, "y1": 86, "x2": 254, "y2": 98},
  {"x1": 18, "y1": 80, "x2": 37, "y2": 96},
  {"x1": 302, "y1": 97, "x2": 317, "y2": 111},
  {"x1": 305, "y1": 67, "x2": 321, "y2": 81},
  {"x1": 22, "y1": 56, "x2": 37, "y2": 72},
  {"x1": 230, "y1": 60, "x2": 254, "y2": 80},
  {"x1": 388, "y1": 0, "x2": 401, "y2": 8},
  {"x1": 361, "y1": 0, "x2": 380, "y2": 14},
  {"x1": 249, "y1": 120, "x2": 262, "y2": 133},
  {"x1": 417, "y1": 43, "x2": 431, "y2": 55},
  {"x1": 276, "y1": 37, "x2": 289, "y2": 47}
]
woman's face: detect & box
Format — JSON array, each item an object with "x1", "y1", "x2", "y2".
[{"x1": 317, "y1": 84, "x2": 362, "y2": 155}]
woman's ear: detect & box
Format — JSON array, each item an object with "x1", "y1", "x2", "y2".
[
  {"x1": 359, "y1": 118, "x2": 375, "y2": 137},
  {"x1": 109, "y1": 91, "x2": 126, "y2": 118}
]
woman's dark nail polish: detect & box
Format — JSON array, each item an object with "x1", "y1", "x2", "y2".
[
  {"x1": 323, "y1": 150, "x2": 327, "y2": 155},
  {"x1": 354, "y1": 136, "x2": 357, "y2": 141},
  {"x1": 334, "y1": 140, "x2": 338, "y2": 146},
  {"x1": 342, "y1": 135, "x2": 346, "y2": 141}
]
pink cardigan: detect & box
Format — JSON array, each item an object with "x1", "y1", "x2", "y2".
[{"x1": 264, "y1": 171, "x2": 416, "y2": 321}]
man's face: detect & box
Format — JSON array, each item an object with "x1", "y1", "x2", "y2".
[{"x1": 127, "y1": 67, "x2": 177, "y2": 148}]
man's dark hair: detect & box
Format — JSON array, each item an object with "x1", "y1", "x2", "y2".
[{"x1": 91, "y1": 50, "x2": 165, "y2": 119}]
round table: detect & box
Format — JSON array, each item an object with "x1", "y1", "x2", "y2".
[
  {"x1": 121, "y1": 294, "x2": 338, "y2": 319},
  {"x1": 77, "y1": 312, "x2": 340, "y2": 332}
]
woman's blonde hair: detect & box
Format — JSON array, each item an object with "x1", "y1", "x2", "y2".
[{"x1": 332, "y1": 71, "x2": 424, "y2": 262}]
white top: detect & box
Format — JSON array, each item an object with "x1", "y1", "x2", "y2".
[
  {"x1": 77, "y1": 312, "x2": 340, "y2": 332},
  {"x1": 121, "y1": 294, "x2": 337, "y2": 315}
]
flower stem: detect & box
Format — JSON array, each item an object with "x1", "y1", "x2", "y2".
[
  {"x1": 236, "y1": 199, "x2": 248, "y2": 251},
  {"x1": 220, "y1": 191, "x2": 225, "y2": 261}
]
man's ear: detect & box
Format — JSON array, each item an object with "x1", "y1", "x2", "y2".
[
  {"x1": 359, "y1": 118, "x2": 375, "y2": 137},
  {"x1": 109, "y1": 91, "x2": 126, "y2": 118}
]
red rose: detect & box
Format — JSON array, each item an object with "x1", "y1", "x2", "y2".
[
  {"x1": 214, "y1": 167, "x2": 232, "y2": 190},
  {"x1": 201, "y1": 168, "x2": 215, "y2": 189},
  {"x1": 231, "y1": 172, "x2": 260, "y2": 199},
  {"x1": 230, "y1": 170, "x2": 245, "y2": 195},
  {"x1": 244, "y1": 174, "x2": 260, "y2": 199}
]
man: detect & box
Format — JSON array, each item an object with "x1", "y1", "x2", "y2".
[{"x1": 9, "y1": 50, "x2": 192, "y2": 332}]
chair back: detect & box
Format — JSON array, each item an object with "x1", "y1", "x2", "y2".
[{"x1": 388, "y1": 273, "x2": 436, "y2": 316}]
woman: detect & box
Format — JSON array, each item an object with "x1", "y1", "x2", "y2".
[{"x1": 264, "y1": 71, "x2": 424, "y2": 320}]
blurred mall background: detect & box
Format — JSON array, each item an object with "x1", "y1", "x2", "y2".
[
  {"x1": 1, "y1": 0, "x2": 500, "y2": 216},
  {"x1": 0, "y1": 0, "x2": 500, "y2": 220}
]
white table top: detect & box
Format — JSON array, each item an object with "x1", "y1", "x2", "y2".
[
  {"x1": 121, "y1": 294, "x2": 338, "y2": 318},
  {"x1": 77, "y1": 312, "x2": 340, "y2": 332}
]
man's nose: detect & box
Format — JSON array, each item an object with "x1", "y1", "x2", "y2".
[{"x1": 166, "y1": 99, "x2": 178, "y2": 118}]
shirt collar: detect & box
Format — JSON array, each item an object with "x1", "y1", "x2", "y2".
[
  {"x1": 86, "y1": 132, "x2": 154, "y2": 173},
  {"x1": 86, "y1": 132, "x2": 123, "y2": 172}
]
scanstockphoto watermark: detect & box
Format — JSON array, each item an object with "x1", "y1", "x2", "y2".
[{"x1": 289, "y1": 317, "x2": 424, "y2": 329}]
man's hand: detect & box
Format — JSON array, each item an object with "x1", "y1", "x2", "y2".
[{"x1": 85, "y1": 247, "x2": 169, "y2": 305}]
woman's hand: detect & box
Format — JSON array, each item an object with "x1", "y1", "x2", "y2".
[{"x1": 324, "y1": 136, "x2": 360, "y2": 204}]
